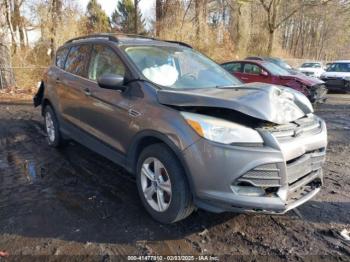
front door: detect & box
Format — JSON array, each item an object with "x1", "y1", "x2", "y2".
[
  {"x1": 240, "y1": 62, "x2": 268, "y2": 83},
  {"x1": 78, "y1": 44, "x2": 131, "y2": 155}
]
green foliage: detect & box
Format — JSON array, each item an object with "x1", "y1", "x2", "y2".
[
  {"x1": 111, "y1": 0, "x2": 146, "y2": 34},
  {"x1": 86, "y1": 0, "x2": 111, "y2": 33}
]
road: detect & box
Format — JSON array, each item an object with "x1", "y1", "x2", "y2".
[{"x1": 0, "y1": 94, "x2": 349, "y2": 260}]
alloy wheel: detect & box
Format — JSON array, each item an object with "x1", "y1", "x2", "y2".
[{"x1": 140, "y1": 157, "x2": 172, "y2": 212}]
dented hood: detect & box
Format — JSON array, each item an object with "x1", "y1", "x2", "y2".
[{"x1": 157, "y1": 83, "x2": 314, "y2": 125}]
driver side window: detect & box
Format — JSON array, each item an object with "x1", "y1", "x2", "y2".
[
  {"x1": 244, "y1": 63, "x2": 262, "y2": 75},
  {"x1": 88, "y1": 45, "x2": 125, "y2": 81}
]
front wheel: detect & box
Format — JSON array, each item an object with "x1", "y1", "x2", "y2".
[{"x1": 136, "y1": 144, "x2": 194, "y2": 223}]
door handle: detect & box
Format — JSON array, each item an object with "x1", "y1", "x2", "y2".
[
  {"x1": 83, "y1": 88, "x2": 91, "y2": 96},
  {"x1": 55, "y1": 78, "x2": 61, "y2": 84},
  {"x1": 241, "y1": 77, "x2": 248, "y2": 80}
]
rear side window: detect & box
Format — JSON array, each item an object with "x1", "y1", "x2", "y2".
[
  {"x1": 222, "y1": 63, "x2": 242, "y2": 73},
  {"x1": 88, "y1": 45, "x2": 125, "y2": 81},
  {"x1": 55, "y1": 48, "x2": 69, "y2": 69},
  {"x1": 65, "y1": 45, "x2": 91, "y2": 77},
  {"x1": 243, "y1": 63, "x2": 262, "y2": 75}
]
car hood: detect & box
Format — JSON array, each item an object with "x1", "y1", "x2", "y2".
[
  {"x1": 299, "y1": 67, "x2": 324, "y2": 73},
  {"x1": 280, "y1": 73, "x2": 324, "y2": 86},
  {"x1": 157, "y1": 83, "x2": 313, "y2": 125},
  {"x1": 321, "y1": 71, "x2": 350, "y2": 78}
]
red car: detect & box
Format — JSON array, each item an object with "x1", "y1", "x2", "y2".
[{"x1": 221, "y1": 60, "x2": 327, "y2": 103}]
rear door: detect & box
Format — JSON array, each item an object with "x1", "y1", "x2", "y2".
[
  {"x1": 78, "y1": 44, "x2": 131, "y2": 154},
  {"x1": 57, "y1": 44, "x2": 92, "y2": 128}
]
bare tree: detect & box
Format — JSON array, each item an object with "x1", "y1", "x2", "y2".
[{"x1": 49, "y1": 0, "x2": 62, "y2": 59}]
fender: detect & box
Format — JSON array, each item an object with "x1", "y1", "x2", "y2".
[{"x1": 127, "y1": 130, "x2": 197, "y2": 197}]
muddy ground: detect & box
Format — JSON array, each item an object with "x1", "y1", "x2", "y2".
[{"x1": 0, "y1": 94, "x2": 349, "y2": 261}]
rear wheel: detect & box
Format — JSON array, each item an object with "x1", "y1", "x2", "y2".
[
  {"x1": 136, "y1": 144, "x2": 194, "y2": 223},
  {"x1": 44, "y1": 105, "x2": 63, "y2": 147}
]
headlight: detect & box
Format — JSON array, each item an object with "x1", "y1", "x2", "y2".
[
  {"x1": 343, "y1": 76, "x2": 350, "y2": 81},
  {"x1": 180, "y1": 112, "x2": 263, "y2": 144}
]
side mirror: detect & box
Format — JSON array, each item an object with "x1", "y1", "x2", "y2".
[
  {"x1": 98, "y1": 74, "x2": 126, "y2": 91},
  {"x1": 260, "y1": 70, "x2": 269, "y2": 77}
]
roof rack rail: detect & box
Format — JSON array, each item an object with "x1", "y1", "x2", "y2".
[
  {"x1": 163, "y1": 40, "x2": 192, "y2": 48},
  {"x1": 64, "y1": 33, "x2": 193, "y2": 48},
  {"x1": 64, "y1": 34, "x2": 119, "y2": 44},
  {"x1": 115, "y1": 33, "x2": 156, "y2": 40}
]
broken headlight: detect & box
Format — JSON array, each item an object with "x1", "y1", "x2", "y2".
[{"x1": 180, "y1": 112, "x2": 263, "y2": 145}]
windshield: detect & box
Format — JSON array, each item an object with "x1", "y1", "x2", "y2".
[
  {"x1": 123, "y1": 45, "x2": 241, "y2": 89},
  {"x1": 301, "y1": 63, "x2": 321, "y2": 68},
  {"x1": 263, "y1": 62, "x2": 290, "y2": 75},
  {"x1": 326, "y1": 63, "x2": 350, "y2": 72}
]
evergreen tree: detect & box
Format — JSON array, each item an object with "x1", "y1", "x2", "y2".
[
  {"x1": 111, "y1": 0, "x2": 146, "y2": 34},
  {"x1": 86, "y1": 0, "x2": 111, "y2": 33}
]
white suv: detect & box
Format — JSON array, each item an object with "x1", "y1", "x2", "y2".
[
  {"x1": 320, "y1": 60, "x2": 350, "y2": 93},
  {"x1": 298, "y1": 62, "x2": 325, "y2": 78}
]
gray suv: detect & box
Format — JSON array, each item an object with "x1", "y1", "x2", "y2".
[{"x1": 34, "y1": 34, "x2": 328, "y2": 223}]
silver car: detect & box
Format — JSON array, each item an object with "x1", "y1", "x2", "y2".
[{"x1": 34, "y1": 34, "x2": 327, "y2": 223}]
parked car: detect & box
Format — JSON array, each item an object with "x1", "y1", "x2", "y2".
[
  {"x1": 320, "y1": 60, "x2": 350, "y2": 93},
  {"x1": 222, "y1": 60, "x2": 327, "y2": 103},
  {"x1": 298, "y1": 62, "x2": 325, "y2": 78},
  {"x1": 245, "y1": 56, "x2": 301, "y2": 75},
  {"x1": 34, "y1": 34, "x2": 328, "y2": 223}
]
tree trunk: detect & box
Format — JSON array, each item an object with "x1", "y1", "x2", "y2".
[
  {"x1": 0, "y1": 43, "x2": 16, "y2": 89},
  {"x1": 267, "y1": 29, "x2": 274, "y2": 55},
  {"x1": 194, "y1": 0, "x2": 200, "y2": 42},
  {"x1": 4, "y1": 0, "x2": 17, "y2": 53},
  {"x1": 155, "y1": 0, "x2": 163, "y2": 37},
  {"x1": 134, "y1": 0, "x2": 139, "y2": 34},
  {"x1": 13, "y1": 0, "x2": 25, "y2": 50},
  {"x1": 50, "y1": 0, "x2": 62, "y2": 59}
]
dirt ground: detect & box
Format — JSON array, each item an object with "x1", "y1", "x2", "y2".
[{"x1": 0, "y1": 94, "x2": 349, "y2": 261}]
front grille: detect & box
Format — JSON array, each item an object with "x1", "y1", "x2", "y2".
[
  {"x1": 286, "y1": 149, "x2": 326, "y2": 184},
  {"x1": 323, "y1": 78, "x2": 345, "y2": 87},
  {"x1": 286, "y1": 176, "x2": 322, "y2": 205},
  {"x1": 236, "y1": 163, "x2": 281, "y2": 187},
  {"x1": 265, "y1": 116, "x2": 322, "y2": 141},
  {"x1": 303, "y1": 72, "x2": 314, "y2": 76}
]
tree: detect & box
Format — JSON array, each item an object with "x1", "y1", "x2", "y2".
[
  {"x1": 50, "y1": 0, "x2": 62, "y2": 59},
  {"x1": 0, "y1": 43, "x2": 16, "y2": 89},
  {"x1": 111, "y1": 0, "x2": 145, "y2": 34},
  {"x1": 86, "y1": 0, "x2": 110, "y2": 34}
]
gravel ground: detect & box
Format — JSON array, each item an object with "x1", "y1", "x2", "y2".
[{"x1": 0, "y1": 94, "x2": 349, "y2": 261}]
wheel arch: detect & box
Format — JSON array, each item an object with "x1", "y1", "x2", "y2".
[
  {"x1": 127, "y1": 131, "x2": 196, "y2": 198},
  {"x1": 41, "y1": 98, "x2": 54, "y2": 116}
]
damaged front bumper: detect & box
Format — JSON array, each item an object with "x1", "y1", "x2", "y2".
[{"x1": 183, "y1": 115, "x2": 327, "y2": 214}]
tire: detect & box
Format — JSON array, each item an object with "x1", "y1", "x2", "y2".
[
  {"x1": 43, "y1": 105, "x2": 63, "y2": 147},
  {"x1": 136, "y1": 143, "x2": 194, "y2": 224}
]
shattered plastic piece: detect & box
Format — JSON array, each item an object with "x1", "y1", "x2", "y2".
[
  {"x1": 0, "y1": 251, "x2": 9, "y2": 257},
  {"x1": 340, "y1": 229, "x2": 350, "y2": 241}
]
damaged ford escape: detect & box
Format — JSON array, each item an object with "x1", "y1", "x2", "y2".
[{"x1": 34, "y1": 34, "x2": 328, "y2": 223}]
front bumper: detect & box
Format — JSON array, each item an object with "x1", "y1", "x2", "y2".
[
  {"x1": 320, "y1": 77, "x2": 350, "y2": 93},
  {"x1": 183, "y1": 116, "x2": 327, "y2": 214}
]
